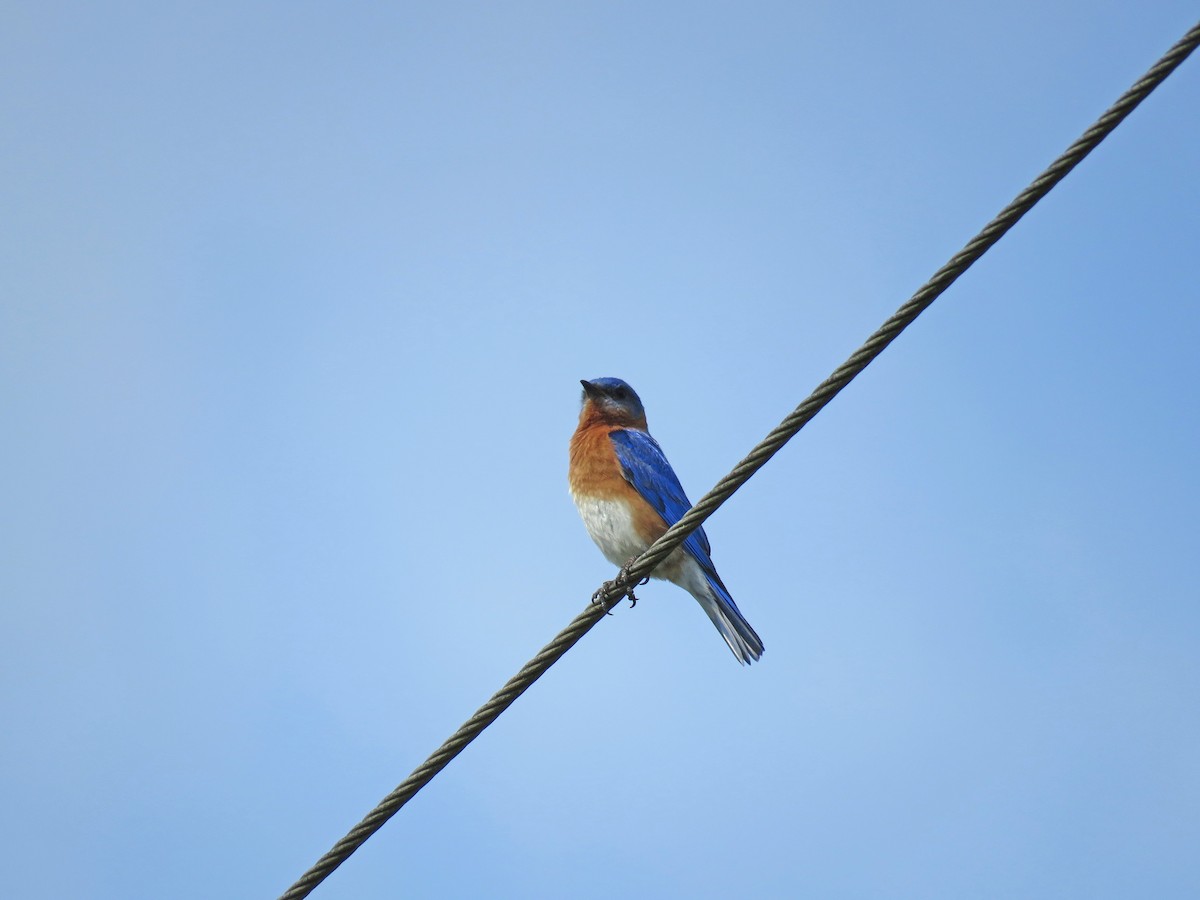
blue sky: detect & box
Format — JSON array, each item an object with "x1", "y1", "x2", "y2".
[{"x1": 3, "y1": 4, "x2": 1199, "y2": 898}]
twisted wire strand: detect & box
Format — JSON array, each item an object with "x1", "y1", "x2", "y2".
[
  {"x1": 278, "y1": 604, "x2": 603, "y2": 900},
  {"x1": 278, "y1": 21, "x2": 1199, "y2": 900},
  {"x1": 630, "y1": 19, "x2": 1200, "y2": 584}
]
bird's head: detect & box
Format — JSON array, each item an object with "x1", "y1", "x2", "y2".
[{"x1": 579, "y1": 377, "x2": 647, "y2": 428}]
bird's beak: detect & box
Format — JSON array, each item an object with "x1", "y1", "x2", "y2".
[{"x1": 580, "y1": 379, "x2": 600, "y2": 399}]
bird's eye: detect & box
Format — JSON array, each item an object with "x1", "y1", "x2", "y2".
[{"x1": 614, "y1": 387, "x2": 628, "y2": 400}]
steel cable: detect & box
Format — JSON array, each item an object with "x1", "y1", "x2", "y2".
[{"x1": 278, "y1": 20, "x2": 1200, "y2": 899}]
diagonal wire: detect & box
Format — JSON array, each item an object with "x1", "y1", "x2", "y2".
[{"x1": 278, "y1": 20, "x2": 1200, "y2": 900}]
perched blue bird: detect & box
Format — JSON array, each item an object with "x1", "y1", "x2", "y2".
[{"x1": 568, "y1": 377, "x2": 764, "y2": 664}]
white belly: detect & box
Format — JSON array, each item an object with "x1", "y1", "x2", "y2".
[{"x1": 572, "y1": 494, "x2": 649, "y2": 567}]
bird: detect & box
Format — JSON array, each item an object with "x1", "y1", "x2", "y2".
[{"x1": 568, "y1": 377, "x2": 764, "y2": 664}]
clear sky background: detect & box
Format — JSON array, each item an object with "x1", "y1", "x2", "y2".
[{"x1": 3, "y1": 4, "x2": 1199, "y2": 898}]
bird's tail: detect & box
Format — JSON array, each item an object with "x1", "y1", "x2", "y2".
[{"x1": 693, "y1": 570, "x2": 764, "y2": 665}]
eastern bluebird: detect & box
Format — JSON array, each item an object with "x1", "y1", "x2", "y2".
[{"x1": 568, "y1": 377, "x2": 764, "y2": 664}]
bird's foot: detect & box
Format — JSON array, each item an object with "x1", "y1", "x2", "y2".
[
  {"x1": 617, "y1": 557, "x2": 650, "y2": 608},
  {"x1": 591, "y1": 582, "x2": 617, "y2": 615},
  {"x1": 590, "y1": 557, "x2": 650, "y2": 613}
]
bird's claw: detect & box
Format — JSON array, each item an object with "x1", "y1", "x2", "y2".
[
  {"x1": 591, "y1": 583, "x2": 617, "y2": 615},
  {"x1": 591, "y1": 558, "x2": 650, "y2": 614},
  {"x1": 621, "y1": 562, "x2": 650, "y2": 608}
]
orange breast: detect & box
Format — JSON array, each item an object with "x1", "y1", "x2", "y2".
[
  {"x1": 568, "y1": 424, "x2": 628, "y2": 500},
  {"x1": 569, "y1": 423, "x2": 671, "y2": 548}
]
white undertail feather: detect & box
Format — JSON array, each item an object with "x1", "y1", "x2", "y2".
[
  {"x1": 693, "y1": 590, "x2": 762, "y2": 665},
  {"x1": 679, "y1": 562, "x2": 764, "y2": 665},
  {"x1": 641, "y1": 547, "x2": 764, "y2": 665}
]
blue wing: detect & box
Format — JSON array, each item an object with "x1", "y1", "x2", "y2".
[
  {"x1": 610, "y1": 427, "x2": 764, "y2": 663},
  {"x1": 608, "y1": 428, "x2": 713, "y2": 565}
]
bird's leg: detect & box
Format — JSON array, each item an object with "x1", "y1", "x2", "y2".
[{"x1": 590, "y1": 557, "x2": 650, "y2": 613}]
